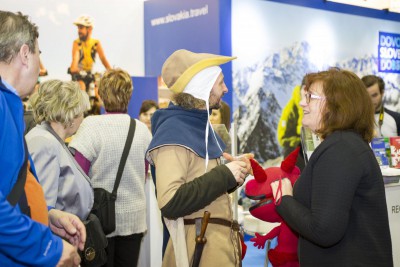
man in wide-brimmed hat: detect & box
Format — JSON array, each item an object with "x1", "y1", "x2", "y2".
[{"x1": 146, "y1": 49, "x2": 251, "y2": 267}]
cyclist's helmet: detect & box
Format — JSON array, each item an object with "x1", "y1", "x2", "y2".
[{"x1": 73, "y1": 15, "x2": 94, "y2": 27}]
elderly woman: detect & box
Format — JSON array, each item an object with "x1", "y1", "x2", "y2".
[
  {"x1": 69, "y1": 68, "x2": 152, "y2": 267},
  {"x1": 271, "y1": 68, "x2": 393, "y2": 266},
  {"x1": 26, "y1": 80, "x2": 93, "y2": 220}
]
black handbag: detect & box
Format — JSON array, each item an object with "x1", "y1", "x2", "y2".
[
  {"x1": 91, "y1": 119, "x2": 136, "y2": 235},
  {"x1": 80, "y1": 213, "x2": 108, "y2": 267},
  {"x1": 91, "y1": 188, "x2": 116, "y2": 235}
]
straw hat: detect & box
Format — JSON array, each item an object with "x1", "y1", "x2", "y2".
[{"x1": 161, "y1": 49, "x2": 236, "y2": 93}]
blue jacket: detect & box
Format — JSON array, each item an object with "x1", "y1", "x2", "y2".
[{"x1": 0, "y1": 78, "x2": 62, "y2": 266}]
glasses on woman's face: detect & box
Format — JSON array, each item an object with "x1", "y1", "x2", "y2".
[{"x1": 304, "y1": 92, "x2": 325, "y2": 104}]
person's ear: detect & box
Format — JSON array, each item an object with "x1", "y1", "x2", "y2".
[{"x1": 19, "y1": 44, "x2": 30, "y2": 66}]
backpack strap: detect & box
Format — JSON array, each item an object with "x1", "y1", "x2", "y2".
[{"x1": 7, "y1": 138, "x2": 31, "y2": 217}]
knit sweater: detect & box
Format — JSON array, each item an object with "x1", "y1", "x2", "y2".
[
  {"x1": 69, "y1": 114, "x2": 152, "y2": 237},
  {"x1": 277, "y1": 131, "x2": 393, "y2": 266}
]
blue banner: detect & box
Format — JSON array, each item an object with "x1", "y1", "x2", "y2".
[
  {"x1": 144, "y1": 0, "x2": 233, "y2": 109},
  {"x1": 144, "y1": 0, "x2": 220, "y2": 76},
  {"x1": 379, "y1": 31, "x2": 400, "y2": 73}
]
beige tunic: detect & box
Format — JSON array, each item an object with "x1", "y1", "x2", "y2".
[{"x1": 149, "y1": 145, "x2": 242, "y2": 267}]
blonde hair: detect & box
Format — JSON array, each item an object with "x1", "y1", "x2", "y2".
[
  {"x1": 30, "y1": 80, "x2": 90, "y2": 127},
  {"x1": 98, "y1": 68, "x2": 133, "y2": 112}
]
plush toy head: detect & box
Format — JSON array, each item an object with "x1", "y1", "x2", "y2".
[{"x1": 245, "y1": 147, "x2": 301, "y2": 222}]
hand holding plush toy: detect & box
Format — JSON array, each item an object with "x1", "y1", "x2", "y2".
[
  {"x1": 245, "y1": 147, "x2": 301, "y2": 267},
  {"x1": 222, "y1": 152, "x2": 255, "y2": 259}
]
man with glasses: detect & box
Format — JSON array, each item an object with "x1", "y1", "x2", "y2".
[{"x1": 362, "y1": 75, "x2": 400, "y2": 137}]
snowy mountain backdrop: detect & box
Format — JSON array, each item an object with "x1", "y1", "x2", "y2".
[{"x1": 233, "y1": 41, "x2": 400, "y2": 163}]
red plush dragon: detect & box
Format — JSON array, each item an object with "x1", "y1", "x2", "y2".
[{"x1": 245, "y1": 147, "x2": 301, "y2": 267}]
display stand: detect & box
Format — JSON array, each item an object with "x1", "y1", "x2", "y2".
[
  {"x1": 231, "y1": 122, "x2": 239, "y2": 221},
  {"x1": 137, "y1": 175, "x2": 163, "y2": 267},
  {"x1": 381, "y1": 167, "x2": 400, "y2": 267}
]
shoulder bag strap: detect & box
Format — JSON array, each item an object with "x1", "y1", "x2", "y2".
[
  {"x1": 41, "y1": 122, "x2": 92, "y2": 186},
  {"x1": 111, "y1": 118, "x2": 136, "y2": 199}
]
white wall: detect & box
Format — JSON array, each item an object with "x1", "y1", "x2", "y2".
[{"x1": 0, "y1": 0, "x2": 145, "y2": 79}]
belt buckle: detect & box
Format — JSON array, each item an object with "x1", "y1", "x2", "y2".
[
  {"x1": 231, "y1": 220, "x2": 241, "y2": 232},
  {"x1": 233, "y1": 220, "x2": 244, "y2": 237}
]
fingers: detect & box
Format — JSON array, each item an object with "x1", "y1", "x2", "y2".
[
  {"x1": 234, "y1": 155, "x2": 252, "y2": 174},
  {"x1": 222, "y1": 152, "x2": 234, "y2": 161},
  {"x1": 64, "y1": 219, "x2": 86, "y2": 251},
  {"x1": 270, "y1": 180, "x2": 279, "y2": 199},
  {"x1": 246, "y1": 153, "x2": 255, "y2": 159},
  {"x1": 73, "y1": 252, "x2": 81, "y2": 266},
  {"x1": 223, "y1": 153, "x2": 254, "y2": 185},
  {"x1": 270, "y1": 178, "x2": 293, "y2": 200},
  {"x1": 58, "y1": 216, "x2": 78, "y2": 236},
  {"x1": 70, "y1": 218, "x2": 86, "y2": 250},
  {"x1": 226, "y1": 161, "x2": 249, "y2": 185},
  {"x1": 57, "y1": 240, "x2": 81, "y2": 267},
  {"x1": 49, "y1": 210, "x2": 86, "y2": 251},
  {"x1": 223, "y1": 153, "x2": 252, "y2": 171}
]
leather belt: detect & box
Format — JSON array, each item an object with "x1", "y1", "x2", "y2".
[
  {"x1": 186, "y1": 217, "x2": 244, "y2": 266},
  {"x1": 184, "y1": 218, "x2": 240, "y2": 231}
]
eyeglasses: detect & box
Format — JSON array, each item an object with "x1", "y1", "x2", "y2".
[{"x1": 304, "y1": 92, "x2": 325, "y2": 104}]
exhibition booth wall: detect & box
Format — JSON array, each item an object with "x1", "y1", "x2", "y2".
[
  {"x1": 143, "y1": 0, "x2": 400, "y2": 163},
  {"x1": 145, "y1": 1, "x2": 400, "y2": 265}
]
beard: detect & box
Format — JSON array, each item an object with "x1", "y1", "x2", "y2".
[
  {"x1": 209, "y1": 102, "x2": 221, "y2": 110},
  {"x1": 79, "y1": 33, "x2": 88, "y2": 42},
  {"x1": 209, "y1": 92, "x2": 223, "y2": 109}
]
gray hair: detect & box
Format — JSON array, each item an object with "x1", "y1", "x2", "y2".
[
  {"x1": 0, "y1": 11, "x2": 39, "y2": 64},
  {"x1": 30, "y1": 80, "x2": 90, "y2": 127}
]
